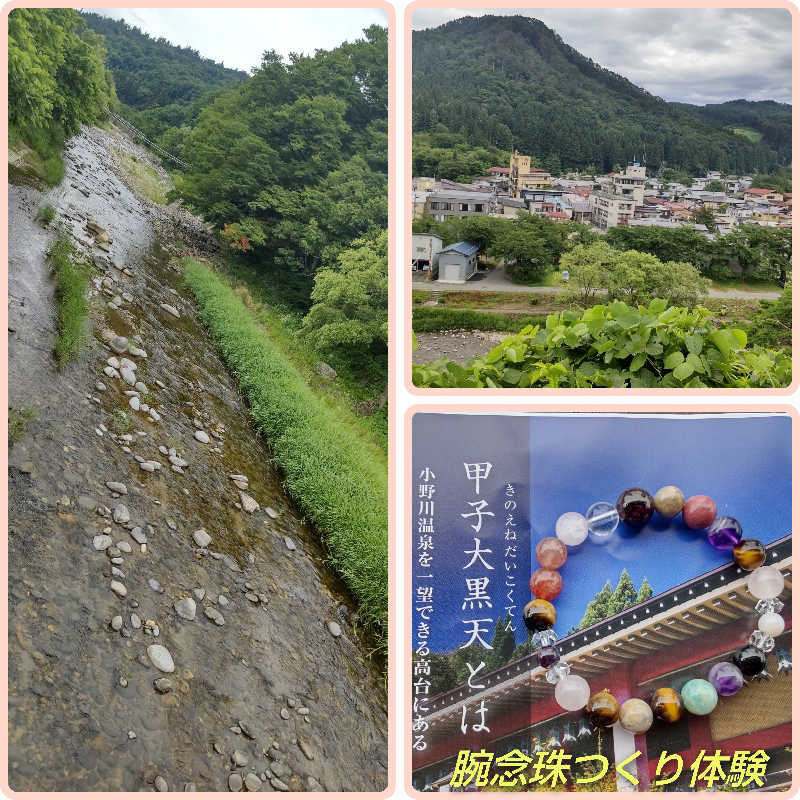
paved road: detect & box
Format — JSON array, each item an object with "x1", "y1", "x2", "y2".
[{"x1": 412, "y1": 267, "x2": 781, "y2": 300}]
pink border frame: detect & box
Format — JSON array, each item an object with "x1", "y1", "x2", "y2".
[
  {"x1": 402, "y1": 0, "x2": 798, "y2": 396},
  {"x1": 1, "y1": 2, "x2": 396, "y2": 796},
  {"x1": 402, "y1": 404, "x2": 798, "y2": 797}
]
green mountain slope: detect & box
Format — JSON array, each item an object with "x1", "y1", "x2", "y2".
[
  {"x1": 82, "y1": 12, "x2": 247, "y2": 139},
  {"x1": 412, "y1": 15, "x2": 789, "y2": 175}
]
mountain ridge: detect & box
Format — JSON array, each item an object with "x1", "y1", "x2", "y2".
[{"x1": 412, "y1": 15, "x2": 790, "y2": 174}]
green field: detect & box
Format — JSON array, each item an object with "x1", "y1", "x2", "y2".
[{"x1": 727, "y1": 126, "x2": 763, "y2": 143}]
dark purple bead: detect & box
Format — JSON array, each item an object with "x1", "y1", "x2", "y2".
[
  {"x1": 706, "y1": 516, "x2": 743, "y2": 551},
  {"x1": 616, "y1": 488, "x2": 654, "y2": 527},
  {"x1": 707, "y1": 661, "x2": 744, "y2": 696},
  {"x1": 537, "y1": 645, "x2": 560, "y2": 668},
  {"x1": 732, "y1": 644, "x2": 767, "y2": 677}
]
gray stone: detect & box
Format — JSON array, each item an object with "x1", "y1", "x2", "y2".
[
  {"x1": 265, "y1": 507, "x2": 279, "y2": 519},
  {"x1": 232, "y1": 750, "x2": 249, "y2": 767},
  {"x1": 297, "y1": 739, "x2": 315, "y2": 761},
  {"x1": 129, "y1": 396, "x2": 140, "y2": 412},
  {"x1": 315, "y1": 361, "x2": 337, "y2": 380},
  {"x1": 326, "y1": 620, "x2": 342, "y2": 638},
  {"x1": 204, "y1": 606, "x2": 225, "y2": 626},
  {"x1": 169, "y1": 455, "x2": 189, "y2": 468},
  {"x1": 111, "y1": 615, "x2": 123, "y2": 631},
  {"x1": 218, "y1": 594, "x2": 230, "y2": 609},
  {"x1": 154, "y1": 775, "x2": 168, "y2": 792},
  {"x1": 113, "y1": 504, "x2": 130, "y2": 524},
  {"x1": 120, "y1": 367, "x2": 136, "y2": 386},
  {"x1": 77, "y1": 495, "x2": 97, "y2": 510},
  {"x1": 193, "y1": 588, "x2": 206, "y2": 601},
  {"x1": 153, "y1": 677, "x2": 174, "y2": 694},
  {"x1": 93, "y1": 534, "x2": 113, "y2": 551},
  {"x1": 239, "y1": 492, "x2": 259, "y2": 513},
  {"x1": 110, "y1": 580, "x2": 127, "y2": 597},
  {"x1": 130, "y1": 527, "x2": 147, "y2": 545},
  {"x1": 117, "y1": 541, "x2": 132, "y2": 553},
  {"x1": 228, "y1": 773, "x2": 243, "y2": 792},
  {"x1": 135, "y1": 381, "x2": 148, "y2": 393},
  {"x1": 110, "y1": 335, "x2": 129, "y2": 354},
  {"x1": 270, "y1": 777, "x2": 290, "y2": 791},
  {"x1": 244, "y1": 774, "x2": 262, "y2": 792},
  {"x1": 119, "y1": 357, "x2": 137, "y2": 372},
  {"x1": 193, "y1": 430, "x2": 210, "y2": 444},
  {"x1": 148, "y1": 578, "x2": 165, "y2": 594},
  {"x1": 106, "y1": 481, "x2": 127, "y2": 495},
  {"x1": 183, "y1": 783, "x2": 196, "y2": 792},
  {"x1": 297, "y1": 707, "x2": 310, "y2": 715},
  {"x1": 192, "y1": 529, "x2": 211, "y2": 548},
  {"x1": 160, "y1": 303, "x2": 181, "y2": 318},
  {"x1": 131, "y1": 613, "x2": 141, "y2": 629},
  {"x1": 284, "y1": 537, "x2": 296, "y2": 552},
  {"x1": 174, "y1": 597, "x2": 196, "y2": 621},
  {"x1": 147, "y1": 644, "x2": 175, "y2": 673},
  {"x1": 279, "y1": 708, "x2": 290, "y2": 720}
]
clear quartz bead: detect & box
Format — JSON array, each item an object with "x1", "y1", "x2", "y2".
[
  {"x1": 749, "y1": 630, "x2": 775, "y2": 652},
  {"x1": 755, "y1": 598, "x2": 784, "y2": 615},
  {"x1": 533, "y1": 628, "x2": 558, "y2": 648},
  {"x1": 546, "y1": 660, "x2": 571, "y2": 684}
]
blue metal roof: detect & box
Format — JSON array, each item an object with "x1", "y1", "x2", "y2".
[{"x1": 440, "y1": 241, "x2": 479, "y2": 257}]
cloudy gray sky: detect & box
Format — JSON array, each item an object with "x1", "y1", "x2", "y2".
[
  {"x1": 412, "y1": 8, "x2": 791, "y2": 105},
  {"x1": 89, "y1": 8, "x2": 387, "y2": 73}
]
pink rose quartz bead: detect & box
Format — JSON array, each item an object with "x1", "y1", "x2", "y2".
[{"x1": 682, "y1": 495, "x2": 717, "y2": 530}]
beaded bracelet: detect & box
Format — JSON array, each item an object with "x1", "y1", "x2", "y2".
[{"x1": 522, "y1": 485, "x2": 786, "y2": 732}]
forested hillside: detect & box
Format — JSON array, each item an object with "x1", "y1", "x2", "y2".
[
  {"x1": 412, "y1": 15, "x2": 789, "y2": 177},
  {"x1": 82, "y1": 13, "x2": 247, "y2": 141},
  {"x1": 8, "y1": 8, "x2": 115, "y2": 183}
]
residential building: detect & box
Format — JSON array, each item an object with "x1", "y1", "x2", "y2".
[
  {"x1": 411, "y1": 233, "x2": 443, "y2": 275},
  {"x1": 437, "y1": 241, "x2": 479, "y2": 283},
  {"x1": 744, "y1": 188, "x2": 783, "y2": 203},
  {"x1": 493, "y1": 197, "x2": 527, "y2": 219},
  {"x1": 510, "y1": 151, "x2": 551, "y2": 198},
  {"x1": 426, "y1": 190, "x2": 495, "y2": 222}
]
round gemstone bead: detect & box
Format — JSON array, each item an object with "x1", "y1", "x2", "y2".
[
  {"x1": 586, "y1": 689, "x2": 620, "y2": 727},
  {"x1": 523, "y1": 598, "x2": 556, "y2": 632},
  {"x1": 650, "y1": 687, "x2": 683, "y2": 722},
  {"x1": 733, "y1": 644, "x2": 767, "y2": 677},
  {"x1": 746, "y1": 565, "x2": 784, "y2": 600},
  {"x1": 616, "y1": 488, "x2": 654, "y2": 527},
  {"x1": 707, "y1": 662, "x2": 744, "y2": 696},
  {"x1": 653, "y1": 485, "x2": 685, "y2": 518},
  {"x1": 533, "y1": 628, "x2": 558, "y2": 648},
  {"x1": 536, "y1": 537, "x2": 567, "y2": 569},
  {"x1": 682, "y1": 495, "x2": 717, "y2": 530},
  {"x1": 758, "y1": 611, "x2": 785, "y2": 637},
  {"x1": 706, "y1": 516, "x2": 743, "y2": 550},
  {"x1": 546, "y1": 660, "x2": 571, "y2": 685},
  {"x1": 585, "y1": 501, "x2": 619, "y2": 541},
  {"x1": 537, "y1": 645, "x2": 560, "y2": 668},
  {"x1": 733, "y1": 539, "x2": 766, "y2": 571},
  {"x1": 530, "y1": 568, "x2": 563, "y2": 601},
  {"x1": 555, "y1": 512, "x2": 589, "y2": 547},
  {"x1": 554, "y1": 674, "x2": 590, "y2": 710},
  {"x1": 749, "y1": 630, "x2": 775, "y2": 653},
  {"x1": 681, "y1": 678, "x2": 718, "y2": 715},
  {"x1": 619, "y1": 698, "x2": 654, "y2": 734}
]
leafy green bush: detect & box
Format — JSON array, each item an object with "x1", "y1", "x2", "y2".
[
  {"x1": 747, "y1": 284, "x2": 792, "y2": 350},
  {"x1": 413, "y1": 298, "x2": 791, "y2": 388},
  {"x1": 413, "y1": 306, "x2": 546, "y2": 333},
  {"x1": 36, "y1": 204, "x2": 56, "y2": 225},
  {"x1": 184, "y1": 259, "x2": 388, "y2": 650}
]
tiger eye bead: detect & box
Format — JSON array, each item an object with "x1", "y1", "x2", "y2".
[
  {"x1": 530, "y1": 568, "x2": 563, "y2": 601},
  {"x1": 586, "y1": 689, "x2": 619, "y2": 727},
  {"x1": 733, "y1": 539, "x2": 766, "y2": 571},
  {"x1": 523, "y1": 598, "x2": 556, "y2": 633},
  {"x1": 616, "y1": 488, "x2": 655, "y2": 527},
  {"x1": 650, "y1": 687, "x2": 684, "y2": 722}
]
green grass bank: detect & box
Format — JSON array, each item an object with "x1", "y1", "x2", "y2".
[
  {"x1": 49, "y1": 237, "x2": 90, "y2": 366},
  {"x1": 183, "y1": 258, "x2": 388, "y2": 651},
  {"x1": 413, "y1": 305, "x2": 547, "y2": 333}
]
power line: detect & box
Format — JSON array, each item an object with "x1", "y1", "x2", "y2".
[{"x1": 104, "y1": 107, "x2": 192, "y2": 169}]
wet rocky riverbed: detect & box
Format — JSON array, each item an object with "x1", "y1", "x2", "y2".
[
  {"x1": 414, "y1": 329, "x2": 508, "y2": 365},
  {"x1": 8, "y1": 126, "x2": 387, "y2": 791}
]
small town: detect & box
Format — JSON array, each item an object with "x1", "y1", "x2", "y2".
[{"x1": 412, "y1": 152, "x2": 791, "y2": 285}]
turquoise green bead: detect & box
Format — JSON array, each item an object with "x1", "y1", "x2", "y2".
[{"x1": 680, "y1": 678, "x2": 718, "y2": 715}]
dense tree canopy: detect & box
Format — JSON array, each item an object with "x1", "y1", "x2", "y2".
[
  {"x1": 9, "y1": 9, "x2": 114, "y2": 142},
  {"x1": 169, "y1": 26, "x2": 388, "y2": 308},
  {"x1": 413, "y1": 16, "x2": 790, "y2": 177}
]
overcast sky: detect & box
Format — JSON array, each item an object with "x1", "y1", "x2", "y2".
[
  {"x1": 89, "y1": 8, "x2": 387, "y2": 73},
  {"x1": 412, "y1": 8, "x2": 791, "y2": 105}
]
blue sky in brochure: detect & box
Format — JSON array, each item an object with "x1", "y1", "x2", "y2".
[{"x1": 89, "y1": 8, "x2": 387, "y2": 73}]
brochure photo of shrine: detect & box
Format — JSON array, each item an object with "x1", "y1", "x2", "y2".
[{"x1": 410, "y1": 413, "x2": 792, "y2": 792}]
